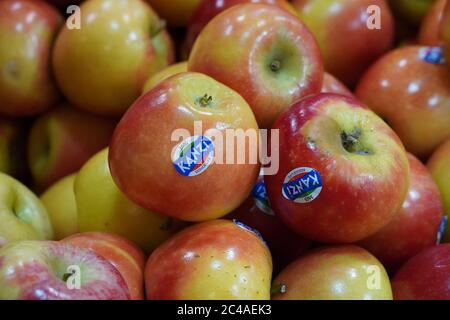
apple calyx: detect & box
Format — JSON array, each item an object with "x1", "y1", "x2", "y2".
[
  {"x1": 270, "y1": 60, "x2": 281, "y2": 73},
  {"x1": 197, "y1": 94, "x2": 213, "y2": 108},
  {"x1": 340, "y1": 128, "x2": 373, "y2": 155}
]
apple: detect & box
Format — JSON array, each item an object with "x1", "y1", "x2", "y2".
[
  {"x1": 184, "y1": 0, "x2": 297, "y2": 55},
  {"x1": 359, "y1": 153, "x2": 444, "y2": 272},
  {"x1": 418, "y1": 0, "x2": 447, "y2": 46},
  {"x1": 40, "y1": 174, "x2": 77, "y2": 240},
  {"x1": 0, "y1": 240, "x2": 130, "y2": 300},
  {"x1": 428, "y1": 138, "x2": 450, "y2": 243},
  {"x1": 145, "y1": 219, "x2": 272, "y2": 299},
  {"x1": 390, "y1": 0, "x2": 436, "y2": 26},
  {"x1": 0, "y1": 172, "x2": 53, "y2": 246},
  {"x1": 272, "y1": 245, "x2": 392, "y2": 300},
  {"x1": 0, "y1": 117, "x2": 28, "y2": 179},
  {"x1": 321, "y1": 72, "x2": 354, "y2": 97},
  {"x1": 265, "y1": 93, "x2": 410, "y2": 243},
  {"x1": 442, "y1": 0, "x2": 450, "y2": 63},
  {"x1": 356, "y1": 46, "x2": 450, "y2": 159},
  {"x1": 188, "y1": 3, "x2": 323, "y2": 129},
  {"x1": 75, "y1": 148, "x2": 184, "y2": 253},
  {"x1": 292, "y1": 0, "x2": 394, "y2": 88},
  {"x1": 392, "y1": 244, "x2": 450, "y2": 300},
  {"x1": 144, "y1": 0, "x2": 202, "y2": 27},
  {"x1": 52, "y1": 0, "x2": 175, "y2": 116},
  {"x1": 0, "y1": 0, "x2": 62, "y2": 117},
  {"x1": 63, "y1": 232, "x2": 145, "y2": 300},
  {"x1": 109, "y1": 72, "x2": 260, "y2": 221},
  {"x1": 27, "y1": 105, "x2": 116, "y2": 191},
  {"x1": 142, "y1": 61, "x2": 187, "y2": 93}
]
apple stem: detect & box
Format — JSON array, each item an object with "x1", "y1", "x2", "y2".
[
  {"x1": 198, "y1": 94, "x2": 213, "y2": 108},
  {"x1": 341, "y1": 128, "x2": 372, "y2": 155}
]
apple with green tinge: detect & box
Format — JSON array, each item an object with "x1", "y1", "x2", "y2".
[
  {"x1": 292, "y1": 0, "x2": 394, "y2": 88},
  {"x1": 0, "y1": 240, "x2": 130, "y2": 300},
  {"x1": 265, "y1": 93, "x2": 410, "y2": 243},
  {"x1": 144, "y1": 0, "x2": 202, "y2": 27},
  {"x1": 142, "y1": 61, "x2": 187, "y2": 93},
  {"x1": 63, "y1": 232, "x2": 146, "y2": 300},
  {"x1": 188, "y1": 3, "x2": 323, "y2": 129},
  {"x1": 76, "y1": 148, "x2": 185, "y2": 253},
  {"x1": 392, "y1": 244, "x2": 450, "y2": 300},
  {"x1": 359, "y1": 153, "x2": 444, "y2": 272},
  {"x1": 0, "y1": 117, "x2": 28, "y2": 178},
  {"x1": 40, "y1": 174, "x2": 77, "y2": 240},
  {"x1": 109, "y1": 72, "x2": 260, "y2": 222},
  {"x1": 272, "y1": 245, "x2": 393, "y2": 300},
  {"x1": 145, "y1": 219, "x2": 272, "y2": 300},
  {"x1": 0, "y1": 0, "x2": 62, "y2": 117},
  {"x1": 27, "y1": 105, "x2": 116, "y2": 190},
  {"x1": 0, "y1": 172, "x2": 53, "y2": 246},
  {"x1": 418, "y1": 0, "x2": 447, "y2": 45},
  {"x1": 356, "y1": 46, "x2": 450, "y2": 159},
  {"x1": 390, "y1": 0, "x2": 436, "y2": 26},
  {"x1": 428, "y1": 138, "x2": 450, "y2": 243},
  {"x1": 321, "y1": 72, "x2": 354, "y2": 97},
  {"x1": 52, "y1": 0, "x2": 174, "y2": 116}
]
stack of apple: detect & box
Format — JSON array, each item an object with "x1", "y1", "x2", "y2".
[{"x1": 0, "y1": 0, "x2": 449, "y2": 300}]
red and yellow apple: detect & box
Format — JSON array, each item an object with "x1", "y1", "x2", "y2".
[
  {"x1": 144, "y1": 0, "x2": 202, "y2": 27},
  {"x1": 418, "y1": 0, "x2": 447, "y2": 45},
  {"x1": 188, "y1": 3, "x2": 323, "y2": 129},
  {"x1": 265, "y1": 93, "x2": 410, "y2": 243},
  {"x1": 142, "y1": 61, "x2": 187, "y2": 93},
  {"x1": 145, "y1": 219, "x2": 272, "y2": 299},
  {"x1": 321, "y1": 72, "x2": 354, "y2": 97},
  {"x1": 0, "y1": 0, "x2": 62, "y2": 117}
]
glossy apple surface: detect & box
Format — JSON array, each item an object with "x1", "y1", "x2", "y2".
[
  {"x1": 359, "y1": 153, "x2": 444, "y2": 272},
  {"x1": 53, "y1": 0, "x2": 174, "y2": 116},
  {"x1": 142, "y1": 61, "x2": 187, "y2": 93},
  {"x1": 0, "y1": 0, "x2": 62, "y2": 117},
  {"x1": 0, "y1": 117, "x2": 28, "y2": 178},
  {"x1": 145, "y1": 219, "x2": 272, "y2": 299},
  {"x1": 188, "y1": 3, "x2": 323, "y2": 129},
  {"x1": 418, "y1": 0, "x2": 447, "y2": 45},
  {"x1": 76, "y1": 148, "x2": 184, "y2": 253},
  {"x1": 356, "y1": 46, "x2": 450, "y2": 159},
  {"x1": 272, "y1": 245, "x2": 392, "y2": 300},
  {"x1": 109, "y1": 72, "x2": 259, "y2": 221},
  {"x1": 292, "y1": 0, "x2": 394, "y2": 88},
  {"x1": 28, "y1": 105, "x2": 116, "y2": 190},
  {"x1": 428, "y1": 138, "x2": 450, "y2": 243},
  {"x1": 144, "y1": 0, "x2": 202, "y2": 27},
  {"x1": 265, "y1": 93, "x2": 409, "y2": 243},
  {"x1": 63, "y1": 232, "x2": 145, "y2": 300},
  {"x1": 321, "y1": 72, "x2": 354, "y2": 97},
  {"x1": 0, "y1": 172, "x2": 53, "y2": 246},
  {"x1": 0, "y1": 240, "x2": 129, "y2": 300},
  {"x1": 392, "y1": 244, "x2": 450, "y2": 299}
]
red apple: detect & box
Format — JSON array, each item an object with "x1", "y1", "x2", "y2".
[
  {"x1": 392, "y1": 244, "x2": 450, "y2": 300},
  {"x1": 272, "y1": 245, "x2": 393, "y2": 300},
  {"x1": 63, "y1": 232, "x2": 145, "y2": 300},
  {"x1": 292, "y1": 0, "x2": 394, "y2": 88},
  {"x1": 109, "y1": 72, "x2": 259, "y2": 222},
  {"x1": 356, "y1": 46, "x2": 450, "y2": 159},
  {"x1": 359, "y1": 153, "x2": 444, "y2": 272},
  {"x1": 418, "y1": 0, "x2": 447, "y2": 46},
  {"x1": 321, "y1": 72, "x2": 354, "y2": 97},
  {"x1": 188, "y1": 3, "x2": 323, "y2": 129},
  {"x1": 27, "y1": 105, "x2": 116, "y2": 190},
  {"x1": 145, "y1": 219, "x2": 272, "y2": 299},
  {"x1": 265, "y1": 93, "x2": 410, "y2": 243},
  {"x1": 144, "y1": 0, "x2": 202, "y2": 27},
  {"x1": 0, "y1": 240, "x2": 130, "y2": 300},
  {"x1": 0, "y1": 0, "x2": 62, "y2": 117}
]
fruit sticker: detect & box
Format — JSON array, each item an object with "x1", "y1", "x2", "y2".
[
  {"x1": 436, "y1": 215, "x2": 448, "y2": 244},
  {"x1": 233, "y1": 219, "x2": 268, "y2": 247},
  {"x1": 282, "y1": 167, "x2": 322, "y2": 203},
  {"x1": 172, "y1": 135, "x2": 215, "y2": 177},
  {"x1": 252, "y1": 180, "x2": 274, "y2": 216},
  {"x1": 419, "y1": 47, "x2": 445, "y2": 65}
]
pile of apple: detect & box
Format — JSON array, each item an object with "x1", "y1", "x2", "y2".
[{"x1": 0, "y1": 0, "x2": 449, "y2": 300}]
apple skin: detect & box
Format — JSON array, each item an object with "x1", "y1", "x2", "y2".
[
  {"x1": 40, "y1": 174, "x2": 77, "y2": 240},
  {"x1": 188, "y1": 3, "x2": 323, "y2": 129},
  {"x1": 418, "y1": 0, "x2": 447, "y2": 46},
  {"x1": 0, "y1": 117, "x2": 28, "y2": 178},
  {"x1": 443, "y1": 1, "x2": 450, "y2": 63},
  {"x1": 265, "y1": 93, "x2": 410, "y2": 243},
  {"x1": 321, "y1": 72, "x2": 354, "y2": 97},
  {"x1": 144, "y1": 0, "x2": 202, "y2": 27},
  {"x1": 52, "y1": 0, "x2": 175, "y2": 116},
  {"x1": 390, "y1": 0, "x2": 436, "y2": 26},
  {"x1": 184, "y1": 0, "x2": 297, "y2": 55},
  {"x1": 76, "y1": 148, "x2": 185, "y2": 253},
  {"x1": 27, "y1": 105, "x2": 116, "y2": 191},
  {"x1": 392, "y1": 244, "x2": 450, "y2": 300},
  {"x1": 428, "y1": 138, "x2": 450, "y2": 243},
  {"x1": 109, "y1": 72, "x2": 260, "y2": 222},
  {"x1": 359, "y1": 153, "x2": 444, "y2": 273},
  {"x1": 145, "y1": 219, "x2": 272, "y2": 300},
  {"x1": 0, "y1": 172, "x2": 53, "y2": 246},
  {"x1": 142, "y1": 61, "x2": 187, "y2": 93},
  {"x1": 0, "y1": 0, "x2": 62, "y2": 117},
  {"x1": 63, "y1": 232, "x2": 145, "y2": 300},
  {"x1": 272, "y1": 245, "x2": 392, "y2": 300},
  {"x1": 0, "y1": 240, "x2": 130, "y2": 300},
  {"x1": 292, "y1": 0, "x2": 394, "y2": 88},
  {"x1": 356, "y1": 46, "x2": 450, "y2": 159}
]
